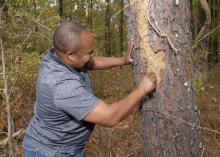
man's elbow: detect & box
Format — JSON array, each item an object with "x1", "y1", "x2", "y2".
[
  {"x1": 103, "y1": 119, "x2": 118, "y2": 128},
  {"x1": 103, "y1": 112, "x2": 120, "y2": 128},
  {"x1": 84, "y1": 102, "x2": 121, "y2": 127}
]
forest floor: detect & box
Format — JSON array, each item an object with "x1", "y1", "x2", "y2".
[{"x1": 197, "y1": 63, "x2": 220, "y2": 157}]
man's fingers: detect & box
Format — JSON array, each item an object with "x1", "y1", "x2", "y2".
[
  {"x1": 147, "y1": 72, "x2": 154, "y2": 77},
  {"x1": 147, "y1": 72, "x2": 157, "y2": 82},
  {"x1": 128, "y1": 39, "x2": 134, "y2": 53}
]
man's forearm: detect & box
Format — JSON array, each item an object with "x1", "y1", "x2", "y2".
[
  {"x1": 88, "y1": 56, "x2": 127, "y2": 70},
  {"x1": 83, "y1": 73, "x2": 156, "y2": 127}
]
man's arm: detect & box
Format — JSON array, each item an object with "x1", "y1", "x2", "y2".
[
  {"x1": 84, "y1": 72, "x2": 157, "y2": 127},
  {"x1": 87, "y1": 40, "x2": 133, "y2": 70},
  {"x1": 87, "y1": 56, "x2": 128, "y2": 70}
]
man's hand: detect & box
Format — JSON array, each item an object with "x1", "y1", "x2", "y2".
[
  {"x1": 137, "y1": 72, "x2": 157, "y2": 94},
  {"x1": 84, "y1": 72, "x2": 157, "y2": 127},
  {"x1": 87, "y1": 40, "x2": 134, "y2": 70},
  {"x1": 124, "y1": 40, "x2": 134, "y2": 65}
]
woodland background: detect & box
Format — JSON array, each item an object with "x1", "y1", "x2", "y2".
[{"x1": 0, "y1": 0, "x2": 219, "y2": 156}]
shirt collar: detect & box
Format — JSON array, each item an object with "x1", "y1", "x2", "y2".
[{"x1": 48, "y1": 48, "x2": 83, "y2": 74}]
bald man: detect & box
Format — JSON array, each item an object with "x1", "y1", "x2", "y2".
[{"x1": 22, "y1": 20, "x2": 157, "y2": 157}]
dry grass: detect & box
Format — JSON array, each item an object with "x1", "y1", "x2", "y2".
[{"x1": 197, "y1": 63, "x2": 220, "y2": 157}]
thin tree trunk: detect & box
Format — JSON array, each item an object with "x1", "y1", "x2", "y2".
[
  {"x1": 0, "y1": 37, "x2": 13, "y2": 156},
  {"x1": 207, "y1": 0, "x2": 219, "y2": 66},
  {"x1": 0, "y1": 0, "x2": 8, "y2": 22},
  {"x1": 208, "y1": 0, "x2": 214, "y2": 64},
  {"x1": 212, "y1": 0, "x2": 219, "y2": 64},
  {"x1": 89, "y1": 0, "x2": 93, "y2": 29},
  {"x1": 33, "y1": 0, "x2": 39, "y2": 32},
  {"x1": 105, "y1": 0, "x2": 111, "y2": 56},
  {"x1": 58, "y1": 0, "x2": 64, "y2": 23},
  {"x1": 192, "y1": 0, "x2": 211, "y2": 49},
  {"x1": 218, "y1": 0, "x2": 220, "y2": 60},
  {"x1": 124, "y1": 0, "x2": 202, "y2": 156},
  {"x1": 191, "y1": 0, "x2": 197, "y2": 39},
  {"x1": 119, "y1": 0, "x2": 124, "y2": 55},
  {"x1": 0, "y1": 2, "x2": 13, "y2": 156}
]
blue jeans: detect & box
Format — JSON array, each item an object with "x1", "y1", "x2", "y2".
[{"x1": 22, "y1": 137, "x2": 84, "y2": 157}]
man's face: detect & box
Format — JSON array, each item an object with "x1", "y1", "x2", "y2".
[{"x1": 70, "y1": 31, "x2": 95, "y2": 69}]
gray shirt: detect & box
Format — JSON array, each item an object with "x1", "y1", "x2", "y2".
[{"x1": 24, "y1": 48, "x2": 100, "y2": 154}]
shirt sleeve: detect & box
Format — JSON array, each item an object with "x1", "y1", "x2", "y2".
[{"x1": 53, "y1": 79, "x2": 100, "y2": 121}]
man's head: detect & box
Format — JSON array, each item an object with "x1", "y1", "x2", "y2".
[{"x1": 53, "y1": 20, "x2": 95, "y2": 69}]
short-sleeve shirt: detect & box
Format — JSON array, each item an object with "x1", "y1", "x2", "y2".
[{"x1": 24, "y1": 48, "x2": 100, "y2": 155}]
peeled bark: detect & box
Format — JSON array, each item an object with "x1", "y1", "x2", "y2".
[{"x1": 124, "y1": 0, "x2": 202, "y2": 156}]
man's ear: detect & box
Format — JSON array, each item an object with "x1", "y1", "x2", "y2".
[{"x1": 66, "y1": 52, "x2": 77, "y2": 62}]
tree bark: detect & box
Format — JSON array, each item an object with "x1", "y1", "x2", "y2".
[{"x1": 124, "y1": 0, "x2": 202, "y2": 156}]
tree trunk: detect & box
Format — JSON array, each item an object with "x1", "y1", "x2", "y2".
[
  {"x1": 58, "y1": 0, "x2": 64, "y2": 23},
  {"x1": 105, "y1": 0, "x2": 111, "y2": 56},
  {"x1": 212, "y1": 0, "x2": 219, "y2": 64},
  {"x1": 33, "y1": 0, "x2": 39, "y2": 32},
  {"x1": 207, "y1": 0, "x2": 219, "y2": 67},
  {"x1": 119, "y1": 0, "x2": 124, "y2": 55},
  {"x1": 1, "y1": 37, "x2": 13, "y2": 157},
  {"x1": 88, "y1": 0, "x2": 93, "y2": 29},
  {"x1": 124, "y1": 0, "x2": 202, "y2": 156},
  {"x1": 218, "y1": 0, "x2": 220, "y2": 59},
  {"x1": 0, "y1": 0, "x2": 8, "y2": 22}
]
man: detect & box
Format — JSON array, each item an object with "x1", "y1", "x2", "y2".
[{"x1": 22, "y1": 20, "x2": 157, "y2": 157}]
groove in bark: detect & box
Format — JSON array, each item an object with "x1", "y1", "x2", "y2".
[{"x1": 124, "y1": 0, "x2": 202, "y2": 156}]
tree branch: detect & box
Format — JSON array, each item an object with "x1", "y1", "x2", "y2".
[
  {"x1": 199, "y1": 24, "x2": 220, "y2": 42},
  {"x1": 20, "y1": 1, "x2": 50, "y2": 46},
  {"x1": 192, "y1": 0, "x2": 211, "y2": 49},
  {"x1": 0, "y1": 129, "x2": 25, "y2": 146}
]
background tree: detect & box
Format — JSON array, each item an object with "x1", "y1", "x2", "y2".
[
  {"x1": 58, "y1": 0, "x2": 65, "y2": 23},
  {"x1": 119, "y1": 0, "x2": 124, "y2": 55},
  {"x1": 105, "y1": 0, "x2": 111, "y2": 56}
]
